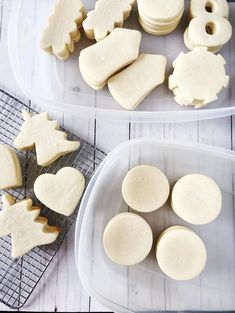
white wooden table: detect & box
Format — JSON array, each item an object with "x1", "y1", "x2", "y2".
[{"x1": 0, "y1": 0, "x2": 234, "y2": 311}]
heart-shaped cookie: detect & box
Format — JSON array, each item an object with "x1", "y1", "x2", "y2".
[{"x1": 34, "y1": 167, "x2": 85, "y2": 216}]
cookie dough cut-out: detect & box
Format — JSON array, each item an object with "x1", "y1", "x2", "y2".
[
  {"x1": 79, "y1": 28, "x2": 141, "y2": 90},
  {"x1": 0, "y1": 195, "x2": 60, "y2": 258},
  {"x1": 0, "y1": 143, "x2": 22, "y2": 190},
  {"x1": 171, "y1": 174, "x2": 222, "y2": 225},
  {"x1": 168, "y1": 47, "x2": 229, "y2": 108},
  {"x1": 34, "y1": 167, "x2": 85, "y2": 216},
  {"x1": 189, "y1": 0, "x2": 229, "y2": 19},
  {"x1": 184, "y1": 14, "x2": 232, "y2": 53},
  {"x1": 122, "y1": 165, "x2": 170, "y2": 212},
  {"x1": 40, "y1": 0, "x2": 86, "y2": 60},
  {"x1": 108, "y1": 54, "x2": 167, "y2": 110},
  {"x1": 83, "y1": 0, "x2": 135, "y2": 41},
  {"x1": 14, "y1": 111, "x2": 80, "y2": 166},
  {"x1": 137, "y1": 0, "x2": 184, "y2": 35},
  {"x1": 156, "y1": 226, "x2": 207, "y2": 280},
  {"x1": 103, "y1": 212, "x2": 153, "y2": 265}
]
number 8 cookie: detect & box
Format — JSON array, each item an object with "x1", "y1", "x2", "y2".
[
  {"x1": 190, "y1": 0, "x2": 229, "y2": 18},
  {"x1": 184, "y1": 0, "x2": 232, "y2": 53}
]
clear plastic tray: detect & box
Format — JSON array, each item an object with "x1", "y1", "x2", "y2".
[
  {"x1": 75, "y1": 139, "x2": 235, "y2": 312},
  {"x1": 8, "y1": 0, "x2": 235, "y2": 122}
]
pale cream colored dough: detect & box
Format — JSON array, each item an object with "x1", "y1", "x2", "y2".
[
  {"x1": 40, "y1": 0, "x2": 85, "y2": 59},
  {"x1": 103, "y1": 212, "x2": 153, "y2": 265},
  {"x1": 156, "y1": 226, "x2": 207, "y2": 280},
  {"x1": 0, "y1": 143, "x2": 22, "y2": 189},
  {"x1": 122, "y1": 165, "x2": 170, "y2": 213},
  {"x1": 14, "y1": 111, "x2": 80, "y2": 166},
  {"x1": 34, "y1": 167, "x2": 85, "y2": 216},
  {"x1": 0, "y1": 195, "x2": 59, "y2": 258},
  {"x1": 183, "y1": 28, "x2": 223, "y2": 53},
  {"x1": 108, "y1": 54, "x2": 167, "y2": 110},
  {"x1": 171, "y1": 174, "x2": 222, "y2": 225},
  {"x1": 79, "y1": 28, "x2": 141, "y2": 89},
  {"x1": 138, "y1": 18, "x2": 179, "y2": 36},
  {"x1": 83, "y1": 0, "x2": 135, "y2": 41},
  {"x1": 137, "y1": 0, "x2": 184, "y2": 35},
  {"x1": 137, "y1": 0, "x2": 184, "y2": 23},
  {"x1": 184, "y1": 14, "x2": 232, "y2": 53},
  {"x1": 168, "y1": 47, "x2": 229, "y2": 108},
  {"x1": 190, "y1": 0, "x2": 229, "y2": 19}
]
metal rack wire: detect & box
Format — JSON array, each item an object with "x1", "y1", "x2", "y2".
[{"x1": 0, "y1": 89, "x2": 106, "y2": 309}]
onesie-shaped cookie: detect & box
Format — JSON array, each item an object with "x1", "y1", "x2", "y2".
[
  {"x1": 0, "y1": 195, "x2": 60, "y2": 258},
  {"x1": 14, "y1": 111, "x2": 80, "y2": 166},
  {"x1": 0, "y1": 143, "x2": 22, "y2": 190},
  {"x1": 168, "y1": 47, "x2": 229, "y2": 108},
  {"x1": 108, "y1": 54, "x2": 167, "y2": 110},
  {"x1": 83, "y1": 0, "x2": 135, "y2": 41},
  {"x1": 34, "y1": 167, "x2": 85, "y2": 216},
  {"x1": 40, "y1": 0, "x2": 85, "y2": 60},
  {"x1": 79, "y1": 28, "x2": 141, "y2": 90}
]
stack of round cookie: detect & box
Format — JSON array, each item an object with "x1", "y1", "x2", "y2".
[{"x1": 137, "y1": 0, "x2": 184, "y2": 36}]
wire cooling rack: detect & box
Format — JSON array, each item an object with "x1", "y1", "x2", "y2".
[{"x1": 0, "y1": 89, "x2": 106, "y2": 309}]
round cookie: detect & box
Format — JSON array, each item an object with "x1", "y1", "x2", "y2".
[
  {"x1": 185, "y1": 14, "x2": 232, "y2": 53},
  {"x1": 137, "y1": 0, "x2": 184, "y2": 35},
  {"x1": 122, "y1": 165, "x2": 170, "y2": 213},
  {"x1": 156, "y1": 226, "x2": 207, "y2": 280},
  {"x1": 137, "y1": 0, "x2": 184, "y2": 23},
  {"x1": 171, "y1": 174, "x2": 222, "y2": 225},
  {"x1": 103, "y1": 212, "x2": 153, "y2": 265},
  {"x1": 168, "y1": 47, "x2": 229, "y2": 108},
  {"x1": 190, "y1": 0, "x2": 229, "y2": 19}
]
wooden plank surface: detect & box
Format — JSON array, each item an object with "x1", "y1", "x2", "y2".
[{"x1": 0, "y1": 0, "x2": 234, "y2": 312}]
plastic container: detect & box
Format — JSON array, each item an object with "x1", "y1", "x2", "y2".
[
  {"x1": 75, "y1": 139, "x2": 235, "y2": 312},
  {"x1": 8, "y1": 1, "x2": 235, "y2": 123}
]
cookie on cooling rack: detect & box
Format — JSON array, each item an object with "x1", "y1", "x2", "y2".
[
  {"x1": 0, "y1": 143, "x2": 22, "y2": 190},
  {"x1": 0, "y1": 195, "x2": 60, "y2": 258},
  {"x1": 14, "y1": 111, "x2": 80, "y2": 167},
  {"x1": 34, "y1": 167, "x2": 85, "y2": 216}
]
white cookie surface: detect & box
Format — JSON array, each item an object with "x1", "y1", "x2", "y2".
[
  {"x1": 156, "y1": 226, "x2": 207, "y2": 280},
  {"x1": 34, "y1": 167, "x2": 85, "y2": 216},
  {"x1": 0, "y1": 143, "x2": 22, "y2": 190},
  {"x1": 171, "y1": 174, "x2": 222, "y2": 225},
  {"x1": 0, "y1": 195, "x2": 59, "y2": 258},
  {"x1": 40, "y1": 0, "x2": 85, "y2": 58},
  {"x1": 108, "y1": 54, "x2": 167, "y2": 110},
  {"x1": 14, "y1": 111, "x2": 80, "y2": 166},
  {"x1": 103, "y1": 212, "x2": 153, "y2": 265},
  {"x1": 79, "y1": 28, "x2": 141, "y2": 89},
  {"x1": 122, "y1": 165, "x2": 170, "y2": 212},
  {"x1": 83, "y1": 0, "x2": 135, "y2": 41},
  {"x1": 168, "y1": 47, "x2": 229, "y2": 108}
]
